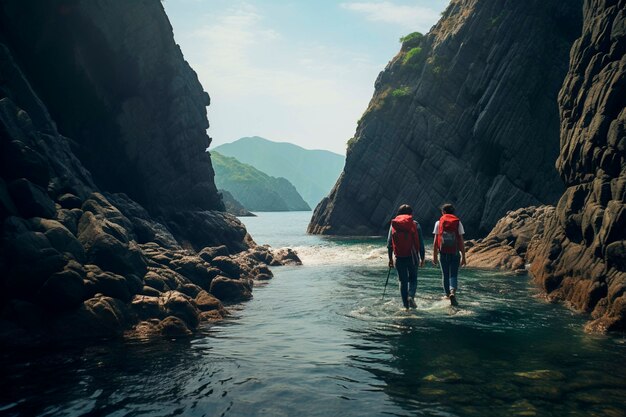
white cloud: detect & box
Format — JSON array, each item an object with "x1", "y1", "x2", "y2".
[
  {"x1": 340, "y1": 1, "x2": 439, "y2": 30},
  {"x1": 174, "y1": 2, "x2": 381, "y2": 153}
]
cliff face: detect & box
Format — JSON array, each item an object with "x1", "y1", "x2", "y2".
[
  {"x1": 527, "y1": 0, "x2": 626, "y2": 332},
  {"x1": 0, "y1": 0, "x2": 222, "y2": 213},
  {"x1": 0, "y1": 1, "x2": 298, "y2": 343},
  {"x1": 309, "y1": 0, "x2": 581, "y2": 236}
]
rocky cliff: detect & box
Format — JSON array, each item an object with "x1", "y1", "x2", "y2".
[
  {"x1": 309, "y1": 0, "x2": 581, "y2": 236},
  {"x1": 0, "y1": 0, "x2": 222, "y2": 215},
  {"x1": 0, "y1": 1, "x2": 298, "y2": 344},
  {"x1": 527, "y1": 0, "x2": 626, "y2": 333}
]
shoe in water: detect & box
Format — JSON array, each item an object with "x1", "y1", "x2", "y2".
[
  {"x1": 449, "y1": 294, "x2": 458, "y2": 306},
  {"x1": 409, "y1": 297, "x2": 417, "y2": 309}
]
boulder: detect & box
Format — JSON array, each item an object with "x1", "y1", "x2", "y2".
[
  {"x1": 465, "y1": 206, "x2": 554, "y2": 271},
  {"x1": 159, "y1": 316, "x2": 192, "y2": 337},
  {"x1": 57, "y1": 193, "x2": 82, "y2": 210},
  {"x1": 210, "y1": 276, "x2": 252, "y2": 302},
  {"x1": 83, "y1": 264, "x2": 134, "y2": 302},
  {"x1": 195, "y1": 290, "x2": 225, "y2": 312},
  {"x1": 3, "y1": 231, "x2": 67, "y2": 298},
  {"x1": 198, "y1": 245, "x2": 229, "y2": 262},
  {"x1": 272, "y1": 248, "x2": 302, "y2": 266},
  {"x1": 30, "y1": 217, "x2": 85, "y2": 262},
  {"x1": 78, "y1": 211, "x2": 147, "y2": 277},
  {"x1": 36, "y1": 261, "x2": 85, "y2": 311},
  {"x1": 161, "y1": 290, "x2": 200, "y2": 329},
  {"x1": 169, "y1": 256, "x2": 218, "y2": 290},
  {"x1": 55, "y1": 208, "x2": 82, "y2": 236},
  {"x1": 210, "y1": 256, "x2": 242, "y2": 278},
  {"x1": 51, "y1": 296, "x2": 130, "y2": 340}
]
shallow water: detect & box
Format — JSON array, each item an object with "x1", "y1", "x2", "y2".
[{"x1": 2, "y1": 211, "x2": 626, "y2": 417}]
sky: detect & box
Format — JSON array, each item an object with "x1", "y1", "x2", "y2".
[{"x1": 164, "y1": 0, "x2": 449, "y2": 155}]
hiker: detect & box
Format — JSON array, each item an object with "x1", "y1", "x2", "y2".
[
  {"x1": 432, "y1": 203, "x2": 466, "y2": 306},
  {"x1": 387, "y1": 204, "x2": 425, "y2": 310}
]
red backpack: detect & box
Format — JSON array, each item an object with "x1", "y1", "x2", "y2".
[
  {"x1": 391, "y1": 214, "x2": 420, "y2": 258},
  {"x1": 436, "y1": 214, "x2": 461, "y2": 254}
]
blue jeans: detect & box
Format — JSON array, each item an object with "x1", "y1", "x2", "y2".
[
  {"x1": 395, "y1": 256, "x2": 417, "y2": 308},
  {"x1": 439, "y1": 253, "x2": 460, "y2": 296}
]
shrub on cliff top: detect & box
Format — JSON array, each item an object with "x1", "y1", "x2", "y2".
[
  {"x1": 402, "y1": 47, "x2": 423, "y2": 65},
  {"x1": 399, "y1": 32, "x2": 423, "y2": 45},
  {"x1": 391, "y1": 86, "x2": 411, "y2": 98}
]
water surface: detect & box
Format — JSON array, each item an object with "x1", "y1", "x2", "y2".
[{"x1": 2, "y1": 212, "x2": 625, "y2": 417}]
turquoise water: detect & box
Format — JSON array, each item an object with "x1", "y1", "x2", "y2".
[{"x1": 2, "y1": 211, "x2": 626, "y2": 416}]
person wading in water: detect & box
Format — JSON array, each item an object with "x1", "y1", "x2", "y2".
[
  {"x1": 387, "y1": 204, "x2": 425, "y2": 310},
  {"x1": 432, "y1": 203, "x2": 466, "y2": 306}
]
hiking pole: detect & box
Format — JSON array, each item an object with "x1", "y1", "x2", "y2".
[{"x1": 382, "y1": 267, "x2": 392, "y2": 299}]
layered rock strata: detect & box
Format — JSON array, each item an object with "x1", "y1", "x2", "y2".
[
  {"x1": 0, "y1": 3, "x2": 300, "y2": 344},
  {"x1": 466, "y1": 206, "x2": 554, "y2": 272},
  {"x1": 309, "y1": 0, "x2": 581, "y2": 236},
  {"x1": 527, "y1": 0, "x2": 626, "y2": 333}
]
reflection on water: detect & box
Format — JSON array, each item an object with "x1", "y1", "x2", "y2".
[{"x1": 1, "y1": 212, "x2": 625, "y2": 417}]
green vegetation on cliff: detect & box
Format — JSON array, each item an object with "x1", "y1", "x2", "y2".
[{"x1": 212, "y1": 151, "x2": 310, "y2": 212}]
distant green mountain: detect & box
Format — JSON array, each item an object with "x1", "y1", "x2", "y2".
[
  {"x1": 213, "y1": 136, "x2": 345, "y2": 208},
  {"x1": 212, "y1": 151, "x2": 310, "y2": 212}
]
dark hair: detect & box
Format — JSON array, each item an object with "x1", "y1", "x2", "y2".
[
  {"x1": 441, "y1": 203, "x2": 455, "y2": 214},
  {"x1": 397, "y1": 204, "x2": 413, "y2": 215}
]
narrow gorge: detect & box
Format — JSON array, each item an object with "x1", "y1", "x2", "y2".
[{"x1": 310, "y1": 0, "x2": 625, "y2": 332}]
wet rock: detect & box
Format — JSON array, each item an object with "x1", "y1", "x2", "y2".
[
  {"x1": 166, "y1": 210, "x2": 250, "y2": 253},
  {"x1": 527, "y1": 0, "x2": 626, "y2": 333},
  {"x1": 423, "y1": 370, "x2": 462, "y2": 383},
  {"x1": 36, "y1": 261, "x2": 85, "y2": 311},
  {"x1": 3, "y1": 230, "x2": 67, "y2": 298},
  {"x1": 139, "y1": 286, "x2": 161, "y2": 297},
  {"x1": 104, "y1": 193, "x2": 180, "y2": 249},
  {"x1": 466, "y1": 206, "x2": 554, "y2": 270},
  {"x1": 57, "y1": 193, "x2": 82, "y2": 210},
  {"x1": 131, "y1": 295, "x2": 164, "y2": 321},
  {"x1": 198, "y1": 245, "x2": 229, "y2": 262},
  {"x1": 78, "y1": 210, "x2": 147, "y2": 277},
  {"x1": 169, "y1": 256, "x2": 218, "y2": 290},
  {"x1": 84, "y1": 264, "x2": 134, "y2": 302},
  {"x1": 159, "y1": 316, "x2": 192, "y2": 337},
  {"x1": 55, "y1": 208, "x2": 82, "y2": 236},
  {"x1": 251, "y1": 264, "x2": 273, "y2": 281},
  {"x1": 30, "y1": 217, "x2": 85, "y2": 262},
  {"x1": 513, "y1": 370, "x2": 565, "y2": 381},
  {"x1": 161, "y1": 290, "x2": 200, "y2": 328},
  {"x1": 178, "y1": 283, "x2": 203, "y2": 299},
  {"x1": 271, "y1": 248, "x2": 302, "y2": 266},
  {"x1": 51, "y1": 296, "x2": 130, "y2": 340},
  {"x1": 209, "y1": 276, "x2": 252, "y2": 302},
  {"x1": 210, "y1": 256, "x2": 241, "y2": 278},
  {"x1": 8, "y1": 178, "x2": 56, "y2": 219},
  {"x1": 143, "y1": 271, "x2": 169, "y2": 292},
  {"x1": 195, "y1": 290, "x2": 225, "y2": 313}
]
